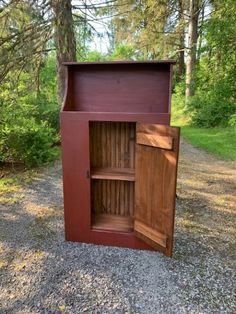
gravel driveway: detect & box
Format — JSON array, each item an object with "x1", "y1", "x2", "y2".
[{"x1": 0, "y1": 140, "x2": 236, "y2": 314}]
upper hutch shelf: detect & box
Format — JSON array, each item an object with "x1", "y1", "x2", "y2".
[{"x1": 62, "y1": 60, "x2": 176, "y2": 116}]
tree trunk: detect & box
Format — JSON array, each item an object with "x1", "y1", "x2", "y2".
[
  {"x1": 51, "y1": 0, "x2": 77, "y2": 103},
  {"x1": 185, "y1": 0, "x2": 200, "y2": 100},
  {"x1": 177, "y1": 0, "x2": 185, "y2": 81},
  {"x1": 197, "y1": 4, "x2": 205, "y2": 62},
  {"x1": 178, "y1": 48, "x2": 185, "y2": 80}
]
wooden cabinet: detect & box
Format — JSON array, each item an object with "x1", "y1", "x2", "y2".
[{"x1": 61, "y1": 61, "x2": 180, "y2": 256}]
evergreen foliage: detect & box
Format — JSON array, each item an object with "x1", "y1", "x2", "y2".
[{"x1": 0, "y1": 0, "x2": 235, "y2": 167}]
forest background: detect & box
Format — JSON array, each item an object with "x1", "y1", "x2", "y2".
[{"x1": 0, "y1": 0, "x2": 235, "y2": 168}]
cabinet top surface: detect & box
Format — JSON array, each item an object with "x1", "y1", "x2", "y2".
[{"x1": 63, "y1": 60, "x2": 176, "y2": 66}]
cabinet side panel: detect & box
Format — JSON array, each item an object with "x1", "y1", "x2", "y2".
[
  {"x1": 61, "y1": 115, "x2": 90, "y2": 241},
  {"x1": 168, "y1": 64, "x2": 173, "y2": 114},
  {"x1": 62, "y1": 67, "x2": 75, "y2": 111}
]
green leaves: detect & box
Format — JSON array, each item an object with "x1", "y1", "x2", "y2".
[
  {"x1": 0, "y1": 55, "x2": 59, "y2": 167},
  {"x1": 185, "y1": 0, "x2": 236, "y2": 127},
  {"x1": 1, "y1": 118, "x2": 58, "y2": 167}
]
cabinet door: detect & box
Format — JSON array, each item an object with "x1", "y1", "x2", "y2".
[{"x1": 134, "y1": 124, "x2": 180, "y2": 256}]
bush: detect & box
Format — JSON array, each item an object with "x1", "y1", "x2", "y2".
[
  {"x1": 185, "y1": 0, "x2": 236, "y2": 128},
  {"x1": 0, "y1": 118, "x2": 58, "y2": 167},
  {"x1": 187, "y1": 80, "x2": 236, "y2": 127},
  {"x1": 229, "y1": 113, "x2": 236, "y2": 128},
  {"x1": 0, "y1": 55, "x2": 60, "y2": 167},
  {"x1": 171, "y1": 82, "x2": 190, "y2": 126},
  {"x1": 32, "y1": 93, "x2": 60, "y2": 132}
]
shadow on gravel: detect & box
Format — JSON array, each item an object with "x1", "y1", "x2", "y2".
[{"x1": 1, "y1": 151, "x2": 236, "y2": 313}]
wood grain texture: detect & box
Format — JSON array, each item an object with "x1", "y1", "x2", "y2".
[
  {"x1": 134, "y1": 124, "x2": 180, "y2": 256},
  {"x1": 90, "y1": 121, "x2": 136, "y2": 169},
  {"x1": 91, "y1": 168, "x2": 135, "y2": 181},
  {"x1": 134, "y1": 220, "x2": 167, "y2": 248},
  {"x1": 91, "y1": 179, "x2": 134, "y2": 216},
  {"x1": 92, "y1": 213, "x2": 133, "y2": 232},
  {"x1": 136, "y1": 133, "x2": 173, "y2": 150},
  {"x1": 90, "y1": 121, "x2": 136, "y2": 217}
]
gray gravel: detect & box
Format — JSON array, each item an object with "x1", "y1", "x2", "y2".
[{"x1": 0, "y1": 140, "x2": 236, "y2": 314}]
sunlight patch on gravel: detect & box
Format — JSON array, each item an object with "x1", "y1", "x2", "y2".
[{"x1": 0, "y1": 145, "x2": 236, "y2": 313}]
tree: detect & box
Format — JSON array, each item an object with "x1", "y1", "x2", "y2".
[
  {"x1": 187, "y1": 0, "x2": 236, "y2": 127},
  {"x1": 176, "y1": 0, "x2": 186, "y2": 80},
  {"x1": 185, "y1": 0, "x2": 200, "y2": 99},
  {"x1": 109, "y1": 0, "x2": 189, "y2": 81},
  {"x1": 0, "y1": 0, "x2": 78, "y2": 166},
  {"x1": 0, "y1": 1, "x2": 51, "y2": 84},
  {"x1": 112, "y1": 0, "x2": 173, "y2": 59},
  {"x1": 51, "y1": 0, "x2": 76, "y2": 102},
  {"x1": 0, "y1": 0, "x2": 77, "y2": 102}
]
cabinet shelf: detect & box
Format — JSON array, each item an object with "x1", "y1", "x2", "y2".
[
  {"x1": 91, "y1": 167, "x2": 135, "y2": 181},
  {"x1": 92, "y1": 213, "x2": 133, "y2": 232}
]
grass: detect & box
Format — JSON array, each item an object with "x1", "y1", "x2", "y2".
[
  {"x1": 171, "y1": 94, "x2": 236, "y2": 163},
  {"x1": 0, "y1": 146, "x2": 61, "y2": 204},
  {"x1": 180, "y1": 126, "x2": 236, "y2": 162},
  {"x1": 0, "y1": 173, "x2": 32, "y2": 204},
  {"x1": 0, "y1": 178, "x2": 21, "y2": 195}
]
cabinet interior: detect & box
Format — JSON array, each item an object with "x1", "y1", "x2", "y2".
[{"x1": 90, "y1": 121, "x2": 136, "y2": 232}]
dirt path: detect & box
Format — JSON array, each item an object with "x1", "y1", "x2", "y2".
[
  {"x1": 176, "y1": 140, "x2": 236, "y2": 267},
  {"x1": 0, "y1": 139, "x2": 235, "y2": 313}
]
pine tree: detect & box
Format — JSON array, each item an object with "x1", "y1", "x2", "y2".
[{"x1": 51, "y1": 0, "x2": 76, "y2": 101}]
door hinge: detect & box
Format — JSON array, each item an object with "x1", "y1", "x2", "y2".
[{"x1": 86, "y1": 170, "x2": 90, "y2": 178}]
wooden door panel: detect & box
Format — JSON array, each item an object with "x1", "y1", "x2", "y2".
[
  {"x1": 134, "y1": 220, "x2": 167, "y2": 248},
  {"x1": 134, "y1": 123, "x2": 180, "y2": 256},
  {"x1": 136, "y1": 133, "x2": 173, "y2": 150}
]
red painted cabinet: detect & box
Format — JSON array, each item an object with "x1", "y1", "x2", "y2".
[{"x1": 61, "y1": 61, "x2": 180, "y2": 256}]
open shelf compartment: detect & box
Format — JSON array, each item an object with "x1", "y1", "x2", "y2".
[{"x1": 90, "y1": 121, "x2": 135, "y2": 232}]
